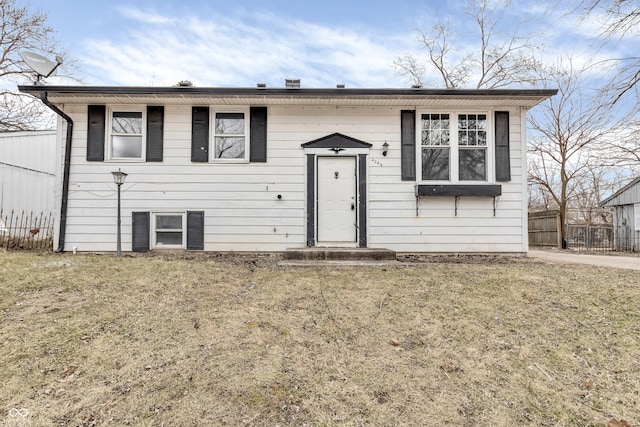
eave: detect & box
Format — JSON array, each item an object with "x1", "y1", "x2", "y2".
[{"x1": 18, "y1": 85, "x2": 558, "y2": 108}]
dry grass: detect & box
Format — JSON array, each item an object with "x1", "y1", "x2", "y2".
[{"x1": 1, "y1": 252, "x2": 639, "y2": 427}]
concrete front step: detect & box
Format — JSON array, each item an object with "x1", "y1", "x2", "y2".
[{"x1": 284, "y1": 247, "x2": 397, "y2": 261}]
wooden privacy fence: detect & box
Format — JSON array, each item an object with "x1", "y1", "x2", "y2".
[
  {"x1": 0, "y1": 210, "x2": 54, "y2": 251},
  {"x1": 528, "y1": 210, "x2": 561, "y2": 248}
]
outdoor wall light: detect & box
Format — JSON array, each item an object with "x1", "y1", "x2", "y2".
[
  {"x1": 382, "y1": 142, "x2": 389, "y2": 156},
  {"x1": 111, "y1": 169, "x2": 128, "y2": 257}
]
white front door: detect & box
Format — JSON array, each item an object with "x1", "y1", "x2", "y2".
[{"x1": 317, "y1": 156, "x2": 357, "y2": 244}]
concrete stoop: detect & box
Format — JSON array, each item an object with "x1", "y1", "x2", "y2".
[{"x1": 284, "y1": 247, "x2": 397, "y2": 261}]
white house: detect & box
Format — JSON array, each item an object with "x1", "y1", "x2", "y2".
[
  {"x1": 19, "y1": 83, "x2": 556, "y2": 254},
  {"x1": 0, "y1": 130, "x2": 57, "y2": 214}
]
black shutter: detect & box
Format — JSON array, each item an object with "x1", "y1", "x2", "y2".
[
  {"x1": 401, "y1": 110, "x2": 416, "y2": 181},
  {"x1": 146, "y1": 106, "x2": 164, "y2": 162},
  {"x1": 186, "y1": 211, "x2": 205, "y2": 250},
  {"x1": 495, "y1": 111, "x2": 511, "y2": 182},
  {"x1": 250, "y1": 107, "x2": 267, "y2": 162},
  {"x1": 87, "y1": 105, "x2": 106, "y2": 161},
  {"x1": 191, "y1": 107, "x2": 209, "y2": 162},
  {"x1": 132, "y1": 211, "x2": 150, "y2": 252}
]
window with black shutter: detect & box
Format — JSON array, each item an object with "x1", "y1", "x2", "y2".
[{"x1": 191, "y1": 107, "x2": 268, "y2": 163}]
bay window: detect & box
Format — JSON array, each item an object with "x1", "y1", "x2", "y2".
[{"x1": 420, "y1": 112, "x2": 489, "y2": 182}]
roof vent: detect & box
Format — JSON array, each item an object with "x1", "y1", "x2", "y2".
[
  {"x1": 285, "y1": 78, "x2": 301, "y2": 89},
  {"x1": 257, "y1": 83, "x2": 266, "y2": 89},
  {"x1": 174, "y1": 80, "x2": 194, "y2": 87},
  {"x1": 337, "y1": 84, "x2": 345, "y2": 89}
]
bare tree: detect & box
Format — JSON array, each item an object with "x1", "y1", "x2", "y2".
[
  {"x1": 0, "y1": 0, "x2": 76, "y2": 130},
  {"x1": 394, "y1": 0, "x2": 543, "y2": 88},
  {"x1": 527, "y1": 59, "x2": 634, "y2": 243},
  {"x1": 581, "y1": 0, "x2": 640, "y2": 103}
]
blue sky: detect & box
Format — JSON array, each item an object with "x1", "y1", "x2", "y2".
[{"x1": 23, "y1": 0, "x2": 632, "y2": 88}]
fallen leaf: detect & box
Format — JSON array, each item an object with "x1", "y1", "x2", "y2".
[
  {"x1": 390, "y1": 337, "x2": 401, "y2": 346},
  {"x1": 608, "y1": 419, "x2": 633, "y2": 427}
]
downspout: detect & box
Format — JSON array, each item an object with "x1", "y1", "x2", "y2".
[{"x1": 40, "y1": 91, "x2": 73, "y2": 253}]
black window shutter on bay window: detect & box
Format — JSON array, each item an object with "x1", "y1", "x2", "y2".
[
  {"x1": 400, "y1": 110, "x2": 416, "y2": 181},
  {"x1": 146, "y1": 106, "x2": 164, "y2": 161},
  {"x1": 495, "y1": 111, "x2": 511, "y2": 182},
  {"x1": 87, "y1": 105, "x2": 106, "y2": 161}
]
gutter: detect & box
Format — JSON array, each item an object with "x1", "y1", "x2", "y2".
[{"x1": 40, "y1": 91, "x2": 73, "y2": 253}]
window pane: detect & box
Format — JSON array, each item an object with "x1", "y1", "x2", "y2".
[
  {"x1": 156, "y1": 215, "x2": 182, "y2": 230},
  {"x1": 477, "y1": 115, "x2": 486, "y2": 129},
  {"x1": 112, "y1": 135, "x2": 142, "y2": 158},
  {"x1": 459, "y1": 130, "x2": 468, "y2": 146},
  {"x1": 478, "y1": 131, "x2": 487, "y2": 146},
  {"x1": 215, "y1": 113, "x2": 244, "y2": 135},
  {"x1": 112, "y1": 112, "x2": 142, "y2": 134},
  {"x1": 215, "y1": 136, "x2": 245, "y2": 158},
  {"x1": 459, "y1": 113, "x2": 486, "y2": 148},
  {"x1": 422, "y1": 114, "x2": 450, "y2": 146},
  {"x1": 422, "y1": 148, "x2": 450, "y2": 180},
  {"x1": 459, "y1": 148, "x2": 486, "y2": 181},
  {"x1": 156, "y1": 231, "x2": 183, "y2": 246}
]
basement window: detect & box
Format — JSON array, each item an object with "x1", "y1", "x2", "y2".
[{"x1": 153, "y1": 213, "x2": 185, "y2": 248}]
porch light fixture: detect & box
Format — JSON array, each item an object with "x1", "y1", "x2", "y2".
[
  {"x1": 382, "y1": 142, "x2": 389, "y2": 156},
  {"x1": 111, "y1": 169, "x2": 128, "y2": 257}
]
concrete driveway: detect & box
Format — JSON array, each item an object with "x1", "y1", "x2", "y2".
[{"x1": 528, "y1": 250, "x2": 640, "y2": 271}]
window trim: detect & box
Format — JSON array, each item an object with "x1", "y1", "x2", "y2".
[
  {"x1": 106, "y1": 105, "x2": 147, "y2": 162},
  {"x1": 416, "y1": 110, "x2": 494, "y2": 184},
  {"x1": 151, "y1": 212, "x2": 186, "y2": 249},
  {"x1": 210, "y1": 107, "x2": 250, "y2": 163}
]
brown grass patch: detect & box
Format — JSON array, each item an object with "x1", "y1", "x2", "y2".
[{"x1": 1, "y1": 252, "x2": 639, "y2": 426}]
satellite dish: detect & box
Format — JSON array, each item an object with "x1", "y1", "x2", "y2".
[{"x1": 19, "y1": 50, "x2": 63, "y2": 83}]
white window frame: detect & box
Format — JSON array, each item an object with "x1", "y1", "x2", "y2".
[
  {"x1": 151, "y1": 212, "x2": 186, "y2": 249},
  {"x1": 417, "y1": 110, "x2": 494, "y2": 184},
  {"x1": 107, "y1": 106, "x2": 146, "y2": 162},
  {"x1": 210, "y1": 108, "x2": 250, "y2": 163}
]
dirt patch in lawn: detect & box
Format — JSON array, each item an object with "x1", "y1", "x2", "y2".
[{"x1": 1, "y1": 252, "x2": 639, "y2": 426}]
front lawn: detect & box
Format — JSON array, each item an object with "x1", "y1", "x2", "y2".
[{"x1": 1, "y1": 252, "x2": 638, "y2": 426}]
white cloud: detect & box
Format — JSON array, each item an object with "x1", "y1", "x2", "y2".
[
  {"x1": 79, "y1": 7, "x2": 414, "y2": 88},
  {"x1": 115, "y1": 5, "x2": 175, "y2": 24}
]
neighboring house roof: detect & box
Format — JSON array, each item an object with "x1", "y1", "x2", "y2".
[
  {"x1": 18, "y1": 85, "x2": 557, "y2": 108},
  {"x1": 600, "y1": 177, "x2": 640, "y2": 207}
]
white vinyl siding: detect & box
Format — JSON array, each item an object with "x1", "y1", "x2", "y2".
[
  {"x1": 635, "y1": 204, "x2": 640, "y2": 231},
  {"x1": 56, "y1": 103, "x2": 526, "y2": 253}
]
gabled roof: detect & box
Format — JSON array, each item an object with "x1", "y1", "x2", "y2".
[
  {"x1": 600, "y1": 177, "x2": 640, "y2": 207},
  {"x1": 18, "y1": 85, "x2": 557, "y2": 108},
  {"x1": 301, "y1": 133, "x2": 372, "y2": 149}
]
